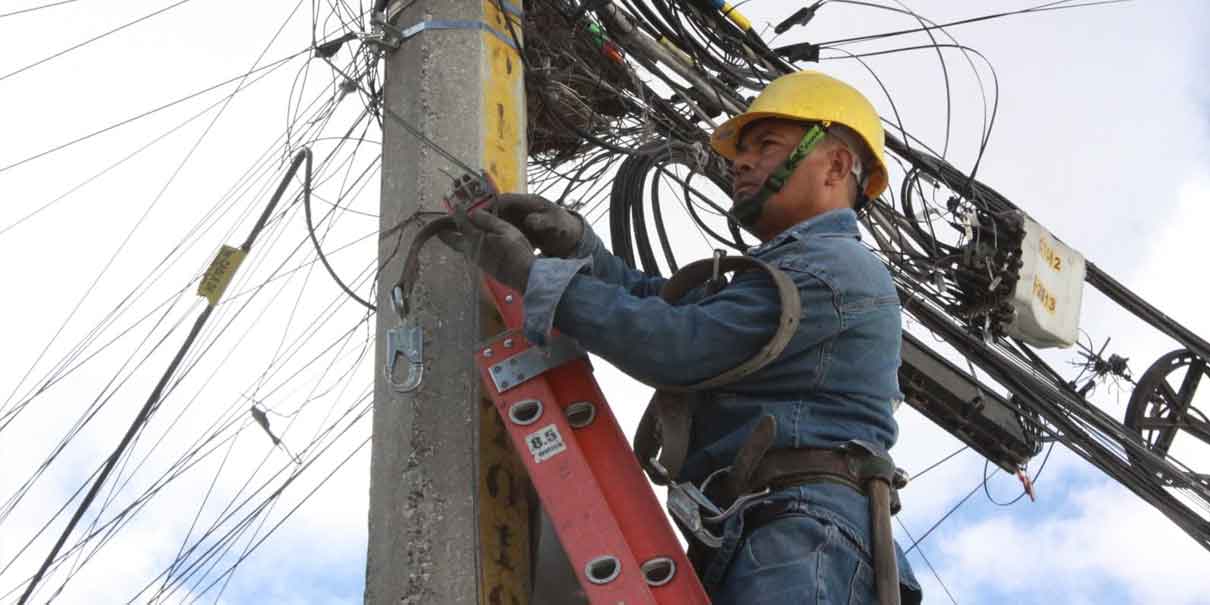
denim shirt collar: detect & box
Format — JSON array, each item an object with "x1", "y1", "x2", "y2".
[{"x1": 747, "y1": 208, "x2": 860, "y2": 257}]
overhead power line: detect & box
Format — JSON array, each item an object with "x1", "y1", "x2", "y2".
[
  {"x1": 0, "y1": 50, "x2": 307, "y2": 175},
  {"x1": 814, "y1": 0, "x2": 1131, "y2": 47},
  {"x1": 0, "y1": 0, "x2": 195, "y2": 83},
  {"x1": 15, "y1": 150, "x2": 312, "y2": 605},
  {"x1": 0, "y1": 0, "x2": 83, "y2": 19}
]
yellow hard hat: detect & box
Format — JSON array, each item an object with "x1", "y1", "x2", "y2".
[{"x1": 711, "y1": 70, "x2": 888, "y2": 200}]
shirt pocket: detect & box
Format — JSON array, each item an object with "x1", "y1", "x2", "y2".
[
  {"x1": 771, "y1": 257, "x2": 844, "y2": 330},
  {"x1": 833, "y1": 258, "x2": 899, "y2": 324}
]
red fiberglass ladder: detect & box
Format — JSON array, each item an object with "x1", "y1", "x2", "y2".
[{"x1": 450, "y1": 176, "x2": 711, "y2": 604}]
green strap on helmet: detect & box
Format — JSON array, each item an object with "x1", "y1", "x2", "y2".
[{"x1": 731, "y1": 123, "x2": 829, "y2": 228}]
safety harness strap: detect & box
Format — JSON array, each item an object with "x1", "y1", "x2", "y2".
[
  {"x1": 659, "y1": 256, "x2": 801, "y2": 392},
  {"x1": 632, "y1": 255, "x2": 801, "y2": 485}
]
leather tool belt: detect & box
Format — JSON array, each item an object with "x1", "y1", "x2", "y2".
[
  {"x1": 744, "y1": 441, "x2": 910, "y2": 605},
  {"x1": 740, "y1": 445, "x2": 907, "y2": 515}
]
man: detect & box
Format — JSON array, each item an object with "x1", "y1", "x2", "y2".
[{"x1": 441, "y1": 70, "x2": 922, "y2": 605}]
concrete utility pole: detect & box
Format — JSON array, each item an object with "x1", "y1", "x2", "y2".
[{"x1": 367, "y1": 1, "x2": 530, "y2": 604}]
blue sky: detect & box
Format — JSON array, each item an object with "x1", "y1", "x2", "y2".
[{"x1": 1, "y1": 1, "x2": 1208, "y2": 603}]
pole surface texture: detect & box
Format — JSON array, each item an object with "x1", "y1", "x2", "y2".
[{"x1": 368, "y1": 1, "x2": 528, "y2": 603}]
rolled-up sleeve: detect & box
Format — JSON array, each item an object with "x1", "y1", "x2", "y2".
[
  {"x1": 523, "y1": 223, "x2": 674, "y2": 347},
  {"x1": 523, "y1": 256, "x2": 593, "y2": 346}
]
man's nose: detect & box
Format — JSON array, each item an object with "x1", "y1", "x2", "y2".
[{"x1": 732, "y1": 149, "x2": 757, "y2": 177}]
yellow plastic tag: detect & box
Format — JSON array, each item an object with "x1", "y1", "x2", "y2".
[{"x1": 198, "y1": 245, "x2": 246, "y2": 305}]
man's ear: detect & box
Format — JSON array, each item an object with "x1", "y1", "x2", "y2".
[{"x1": 825, "y1": 143, "x2": 854, "y2": 187}]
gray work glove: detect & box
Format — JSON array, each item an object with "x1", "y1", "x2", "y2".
[
  {"x1": 495, "y1": 193, "x2": 585, "y2": 258},
  {"x1": 438, "y1": 210, "x2": 536, "y2": 292}
]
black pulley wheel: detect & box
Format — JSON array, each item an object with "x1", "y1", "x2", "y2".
[{"x1": 1124, "y1": 349, "x2": 1210, "y2": 485}]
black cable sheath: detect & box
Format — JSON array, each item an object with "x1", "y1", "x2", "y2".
[
  {"x1": 15, "y1": 150, "x2": 310, "y2": 605},
  {"x1": 301, "y1": 148, "x2": 377, "y2": 311}
]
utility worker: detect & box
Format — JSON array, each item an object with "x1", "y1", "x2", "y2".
[{"x1": 440, "y1": 70, "x2": 922, "y2": 605}]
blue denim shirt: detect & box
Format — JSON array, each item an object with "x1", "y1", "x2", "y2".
[{"x1": 523, "y1": 208, "x2": 919, "y2": 596}]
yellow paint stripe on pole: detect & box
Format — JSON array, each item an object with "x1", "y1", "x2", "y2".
[{"x1": 478, "y1": 1, "x2": 530, "y2": 603}]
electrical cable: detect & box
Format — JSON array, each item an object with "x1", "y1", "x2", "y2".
[
  {"x1": 0, "y1": 0, "x2": 83, "y2": 20},
  {"x1": 14, "y1": 151, "x2": 311, "y2": 605},
  {"x1": 983, "y1": 440, "x2": 1055, "y2": 506},
  {"x1": 815, "y1": 0, "x2": 1131, "y2": 47},
  {"x1": 5, "y1": 171, "x2": 372, "y2": 601},
  {"x1": 11, "y1": 0, "x2": 1210, "y2": 598},
  {"x1": 0, "y1": 23, "x2": 346, "y2": 496},
  {"x1": 0, "y1": 50, "x2": 363, "y2": 433},
  {"x1": 0, "y1": 60, "x2": 292, "y2": 239},
  {"x1": 93, "y1": 157, "x2": 379, "y2": 599},
  {"x1": 904, "y1": 475, "x2": 984, "y2": 555},
  {"x1": 302, "y1": 135, "x2": 378, "y2": 311},
  {"x1": 911, "y1": 444, "x2": 969, "y2": 482},
  {"x1": 894, "y1": 516, "x2": 959, "y2": 605},
  {"x1": 0, "y1": 50, "x2": 308, "y2": 175},
  {"x1": 0, "y1": 0, "x2": 195, "y2": 83},
  {"x1": 6, "y1": 7, "x2": 389, "y2": 601}
]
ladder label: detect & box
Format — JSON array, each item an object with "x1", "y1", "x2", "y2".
[{"x1": 526, "y1": 424, "x2": 567, "y2": 463}]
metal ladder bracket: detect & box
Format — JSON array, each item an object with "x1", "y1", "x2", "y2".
[{"x1": 488, "y1": 334, "x2": 585, "y2": 393}]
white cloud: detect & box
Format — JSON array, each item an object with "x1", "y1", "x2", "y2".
[
  {"x1": 1128, "y1": 175, "x2": 1210, "y2": 342},
  {"x1": 934, "y1": 478, "x2": 1210, "y2": 605}
]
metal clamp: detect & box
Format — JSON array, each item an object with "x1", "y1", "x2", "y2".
[
  {"x1": 697, "y1": 466, "x2": 771, "y2": 524},
  {"x1": 667, "y1": 483, "x2": 723, "y2": 548},
  {"x1": 366, "y1": 10, "x2": 403, "y2": 49},
  {"x1": 664, "y1": 466, "x2": 771, "y2": 549},
  {"x1": 370, "y1": 16, "x2": 521, "y2": 51},
  {"x1": 385, "y1": 318, "x2": 424, "y2": 392},
  {"x1": 487, "y1": 334, "x2": 585, "y2": 393},
  {"x1": 366, "y1": 0, "x2": 523, "y2": 50}
]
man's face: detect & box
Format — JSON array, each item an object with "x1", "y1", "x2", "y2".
[
  {"x1": 732, "y1": 118, "x2": 835, "y2": 240},
  {"x1": 731, "y1": 118, "x2": 810, "y2": 201},
  {"x1": 730, "y1": 117, "x2": 860, "y2": 240}
]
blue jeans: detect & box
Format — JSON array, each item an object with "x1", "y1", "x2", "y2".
[{"x1": 701, "y1": 485, "x2": 922, "y2": 605}]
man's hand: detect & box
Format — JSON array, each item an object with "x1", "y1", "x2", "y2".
[
  {"x1": 438, "y1": 210, "x2": 535, "y2": 292},
  {"x1": 495, "y1": 193, "x2": 585, "y2": 258}
]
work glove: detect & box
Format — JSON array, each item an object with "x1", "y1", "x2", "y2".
[
  {"x1": 438, "y1": 209, "x2": 536, "y2": 292},
  {"x1": 495, "y1": 193, "x2": 585, "y2": 258}
]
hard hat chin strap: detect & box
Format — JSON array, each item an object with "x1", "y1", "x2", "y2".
[{"x1": 731, "y1": 123, "x2": 829, "y2": 229}]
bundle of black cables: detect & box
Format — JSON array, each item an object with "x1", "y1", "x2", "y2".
[{"x1": 609, "y1": 141, "x2": 748, "y2": 275}]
